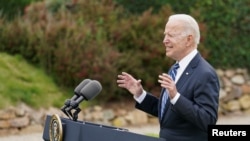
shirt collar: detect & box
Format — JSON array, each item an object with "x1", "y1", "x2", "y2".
[{"x1": 176, "y1": 49, "x2": 198, "y2": 71}]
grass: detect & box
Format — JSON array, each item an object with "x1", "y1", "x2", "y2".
[{"x1": 0, "y1": 52, "x2": 68, "y2": 109}]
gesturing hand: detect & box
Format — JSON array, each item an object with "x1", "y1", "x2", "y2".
[
  {"x1": 158, "y1": 73, "x2": 178, "y2": 99},
  {"x1": 117, "y1": 72, "x2": 143, "y2": 97}
]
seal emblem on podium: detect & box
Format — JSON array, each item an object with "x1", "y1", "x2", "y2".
[{"x1": 49, "y1": 114, "x2": 63, "y2": 141}]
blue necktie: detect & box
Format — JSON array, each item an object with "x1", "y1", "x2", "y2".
[{"x1": 160, "y1": 63, "x2": 179, "y2": 119}]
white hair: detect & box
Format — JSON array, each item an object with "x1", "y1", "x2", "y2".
[{"x1": 169, "y1": 14, "x2": 200, "y2": 45}]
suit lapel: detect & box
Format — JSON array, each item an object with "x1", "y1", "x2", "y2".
[
  {"x1": 160, "y1": 53, "x2": 202, "y2": 123},
  {"x1": 176, "y1": 53, "x2": 201, "y2": 90}
]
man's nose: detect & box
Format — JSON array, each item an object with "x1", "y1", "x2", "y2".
[{"x1": 163, "y1": 36, "x2": 169, "y2": 44}]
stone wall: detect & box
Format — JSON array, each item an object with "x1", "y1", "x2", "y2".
[
  {"x1": 0, "y1": 68, "x2": 250, "y2": 135},
  {"x1": 217, "y1": 69, "x2": 250, "y2": 115}
]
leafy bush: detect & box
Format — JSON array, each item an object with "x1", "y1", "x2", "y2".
[
  {"x1": 0, "y1": 0, "x2": 249, "y2": 104},
  {"x1": 114, "y1": 0, "x2": 250, "y2": 69},
  {"x1": 114, "y1": 0, "x2": 168, "y2": 14},
  {"x1": 0, "y1": 0, "x2": 41, "y2": 20},
  {"x1": 193, "y1": 0, "x2": 250, "y2": 69}
]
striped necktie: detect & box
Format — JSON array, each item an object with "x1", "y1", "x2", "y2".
[{"x1": 160, "y1": 63, "x2": 179, "y2": 119}]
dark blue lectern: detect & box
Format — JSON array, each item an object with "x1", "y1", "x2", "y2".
[{"x1": 43, "y1": 114, "x2": 165, "y2": 141}]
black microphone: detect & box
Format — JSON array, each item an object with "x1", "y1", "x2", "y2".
[
  {"x1": 65, "y1": 80, "x2": 102, "y2": 112},
  {"x1": 61, "y1": 79, "x2": 91, "y2": 111},
  {"x1": 73, "y1": 78, "x2": 92, "y2": 100}
]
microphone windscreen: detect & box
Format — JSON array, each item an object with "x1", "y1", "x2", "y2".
[
  {"x1": 74, "y1": 79, "x2": 91, "y2": 95},
  {"x1": 80, "y1": 80, "x2": 102, "y2": 100}
]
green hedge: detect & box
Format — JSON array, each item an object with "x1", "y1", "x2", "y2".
[
  {"x1": 195, "y1": 0, "x2": 250, "y2": 69},
  {"x1": 0, "y1": 0, "x2": 41, "y2": 20}
]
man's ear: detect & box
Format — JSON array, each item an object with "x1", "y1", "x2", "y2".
[{"x1": 186, "y1": 35, "x2": 194, "y2": 47}]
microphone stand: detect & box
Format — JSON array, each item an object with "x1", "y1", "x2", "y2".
[
  {"x1": 72, "y1": 107, "x2": 81, "y2": 121},
  {"x1": 61, "y1": 101, "x2": 81, "y2": 121},
  {"x1": 61, "y1": 99, "x2": 71, "y2": 118}
]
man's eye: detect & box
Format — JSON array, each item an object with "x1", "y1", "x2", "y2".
[
  {"x1": 169, "y1": 34, "x2": 173, "y2": 37},
  {"x1": 167, "y1": 34, "x2": 173, "y2": 37}
]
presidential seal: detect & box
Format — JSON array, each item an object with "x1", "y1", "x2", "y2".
[{"x1": 49, "y1": 114, "x2": 63, "y2": 141}]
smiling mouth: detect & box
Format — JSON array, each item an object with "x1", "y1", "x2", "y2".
[{"x1": 166, "y1": 46, "x2": 173, "y2": 50}]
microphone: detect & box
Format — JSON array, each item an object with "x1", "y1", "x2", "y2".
[
  {"x1": 73, "y1": 78, "x2": 92, "y2": 100},
  {"x1": 61, "y1": 79, "x2": 91, "y2": 111},
  {"x1": 65, "y1": 80, "x2": 102, "y2": 112}
]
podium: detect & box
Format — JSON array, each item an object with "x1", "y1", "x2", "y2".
[{"x1": 43, "y1": 114, "x2": 165, "y2": 141}]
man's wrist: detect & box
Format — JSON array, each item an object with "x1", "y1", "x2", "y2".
[
  {"x1": 134, "y1": 90, "x2": 147, "y2": 103},
  {"x1": 170, "y1": 92, "x2": 180, "y2": 104}
]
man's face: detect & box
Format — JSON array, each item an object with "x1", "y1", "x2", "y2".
[{"x1": 163, "y1": 20, "x2": 190, "y2": 61}]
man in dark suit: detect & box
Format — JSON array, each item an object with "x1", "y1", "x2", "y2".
[{"x1": 117, "y1": 14, "x2": 220, "y2": 141}]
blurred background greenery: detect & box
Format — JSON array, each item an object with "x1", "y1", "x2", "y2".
[{"x1": 0, "y1": 0, "x2": 249, "y2": 109}]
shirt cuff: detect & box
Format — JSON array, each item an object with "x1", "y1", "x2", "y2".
[
  {"x1": 170, "y1": 92, "x2": 180, "y2": 104},
  {"x1": 134, "y1": 90, "x2": 147, "y2": 103}
]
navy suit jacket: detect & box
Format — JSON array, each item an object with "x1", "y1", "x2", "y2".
[{"x1": 136, "y1": 52, "x2": 220, "y2": 141}]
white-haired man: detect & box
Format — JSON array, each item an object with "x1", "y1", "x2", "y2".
[{"x1": 117, "y1": 14, "x2": 220, "y2": 141}]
